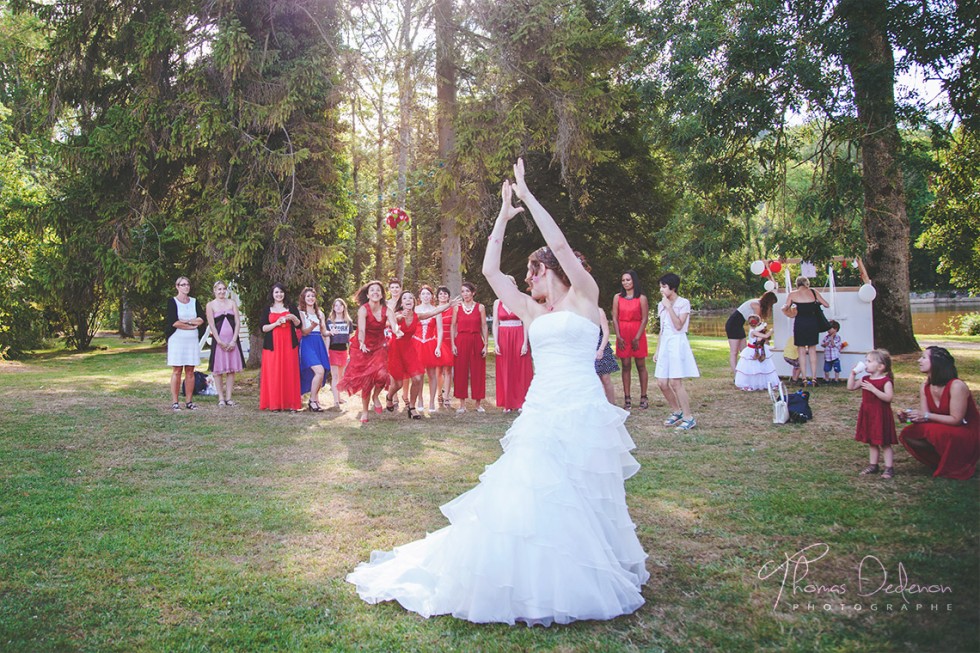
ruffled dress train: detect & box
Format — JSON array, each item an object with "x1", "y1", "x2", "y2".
[{"x1": 346, "y1": 311, "x2": 649, "y2": 625}]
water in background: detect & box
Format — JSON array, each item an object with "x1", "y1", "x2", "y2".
[{"x1": 686, "y1": 304, "x2": 977, "y2": 338}]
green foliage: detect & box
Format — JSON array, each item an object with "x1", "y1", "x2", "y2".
[
  {"x1": 918, "y1": 128, "x2": 980, "y2": 293},
  {"x1": 946, "y1": 312, "x2": 980, "y2": 336}
]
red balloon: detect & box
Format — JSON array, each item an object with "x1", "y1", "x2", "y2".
[
  {"x1": 769, "y1": 260, "x2": 782, "y2": 273},
  {"x1": 761, "y1": 268, "x2": 771, "y2": 277}
]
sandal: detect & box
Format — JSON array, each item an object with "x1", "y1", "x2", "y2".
[
  {"x1": 218, "y1": 399, "x2": 227, "y2": 407},
  {"x1": 407, "y1": 407, "x2": 421, "y2": 420},
  {"x1": 639, "y1": 395, "x2": 649, "y2": 410},
  {"x1": 386, "y1": 399, "x2": 395, "y2": 412},
  {"x1": 859, "y1": 464, "x2": 880, "y2": 476},
  {"x1": 308, "y1": 401, "x2": 323, "y2": 413},
  {"x1": 185, "y1": 402, "x2": 198, "y2": 410},
  {"x1": 881, "y1": 467, "x2": 895, "y2": 479},
  {"x1": 172, "y1": 402, "x2": 181, "y2": 411},
  {"x1": 225, "y1": 400, "x2": 236, "y2": 407},
  {"x1": 624, "y1": 395, "x2": 632, "y2": 410}
]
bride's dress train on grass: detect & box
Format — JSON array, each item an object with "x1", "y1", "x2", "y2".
[{"x1": 346, "y1": 310, "x2": 649, "y2": 626}]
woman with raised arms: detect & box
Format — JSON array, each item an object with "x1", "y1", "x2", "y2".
[{"x1": 346, "y1": 159, "x2": 648, "y2": 626}]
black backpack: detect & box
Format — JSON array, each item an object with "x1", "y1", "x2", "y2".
[{"x1": 787, "y1": 390, "x2": 813, "y2": 423}]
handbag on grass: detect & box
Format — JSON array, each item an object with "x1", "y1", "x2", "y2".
[{"x1": 768, "y1": 382, "x2": 790, "y2": 424}]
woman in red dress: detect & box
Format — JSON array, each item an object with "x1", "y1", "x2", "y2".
[
  {"x1": 492, "y1": 278, "x2": 533, "y2": 412},
  {"x1": 435, "y1": 285, "x2": 455, "y2": 409},
  {"x1": 390, "y1": 289, "x2": 456, "y2": 418},
  {"x1": 413, "y1": 285, "x2": 443, "y2": 412},
  {"x1": 338, "y1": 281, "x2": 401, "y2": 423},
  {"x1": 259, "y1": 283, "x2": 302, "y2": 411},
  {"x1": 898, "y1": 346, "x2": 980, "y2": 480},
  {"x1": 612, "y1": 270, "x2": 649, "y2": 410},
  {"x1": 452, "y1": 281, "x2": 488, "y2": 413}
]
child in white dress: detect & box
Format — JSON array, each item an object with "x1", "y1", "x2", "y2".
[
  {"x1": 734, "y1": 315, "x2": 780, "y2": 391},
  {"x1": 654, "y1": 273, "x2": 700, "y2": 430}
]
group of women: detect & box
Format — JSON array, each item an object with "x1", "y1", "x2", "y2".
[{"x1": 165, "y1": 276, "x2": 537, "y2": 421}]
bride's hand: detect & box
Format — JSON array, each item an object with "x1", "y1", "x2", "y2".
[
  {"x1": 498, "y1": 181, "x2": 524, "y2": 222},
  {"x1": 512, "y1": 158, "x2": 530, "y2": 200}
]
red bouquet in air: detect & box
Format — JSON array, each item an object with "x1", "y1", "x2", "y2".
[{"x1": 385, "y1": 207, "x2": 410, "y2": 230}]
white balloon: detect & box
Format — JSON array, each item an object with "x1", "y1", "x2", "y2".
[
  {"x1": 764, "y1": 280, "x2": 777, "y2": 292},
  {"x1": 750, "y1": 260, "x2": 766, "y2": 275},
  {"x1": 858, "y1": 284, "x2": 877, "y2": 303}
]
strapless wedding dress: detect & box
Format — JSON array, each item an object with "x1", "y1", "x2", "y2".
[{"x1": 346, "y1": 310, "x2": 649, "y2": 626}]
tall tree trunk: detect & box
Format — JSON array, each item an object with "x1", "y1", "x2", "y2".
[
  {"x1": 435, "y1": 0, "x2": 461, "y2": 290},
  {"x1": 119, "y1": 291, "x2": 134, "y2": 337},
  {"x1": 839, "y1": 0, "x2": 918, "y2": 354},
  {"x1": 394, "y1": 0, "x2": 413, "y2": 282},
  {"x1": 375, "y1": 106, "x2": 386, "y2": 281},
  {"x1": 351, "y1": 98, "x2": 365, "y2": 285}
]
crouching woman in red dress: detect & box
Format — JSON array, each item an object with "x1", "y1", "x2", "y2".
[
  {"x1": 898, "y1": 346, "x2": 980, "y2": 480},
  {"x1": 338, "y1": 281, "x2": 402, "y2": 423}
]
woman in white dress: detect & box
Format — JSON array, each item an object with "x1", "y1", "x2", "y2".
[
  {"x1": 165, "y1": 276, "x2": 206, "y2": 410},
  {"x1": 346, "y1": 159, "x2": 649, "y2": 626}
]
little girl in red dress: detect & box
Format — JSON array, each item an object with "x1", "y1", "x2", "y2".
[{"x1": 847, "y1": 349, "x2": 897, "y2": 479}]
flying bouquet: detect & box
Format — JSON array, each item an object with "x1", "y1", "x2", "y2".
[{"x1": 385, "y1": 207, "x2": 411, "y2": 230}]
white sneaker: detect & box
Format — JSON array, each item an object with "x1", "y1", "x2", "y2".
[
  {"x1": 476, "y1": 406, "x2": 486, "y2": 413},
  {"x1": 456, "y1": 406, "x2": 466, "y2": 414}
]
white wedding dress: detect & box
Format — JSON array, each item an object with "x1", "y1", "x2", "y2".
[{"x1": 346, "y1": 310, "x2": 649, "y2": 626}]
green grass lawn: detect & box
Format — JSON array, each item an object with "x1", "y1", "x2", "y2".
[{"x1": 1, "y1": 335, "x2": 978, "y2": 652}]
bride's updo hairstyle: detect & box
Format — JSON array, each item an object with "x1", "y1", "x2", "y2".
[{"x1": 528, "y1": 247, "x2": 590, "y2": 286}]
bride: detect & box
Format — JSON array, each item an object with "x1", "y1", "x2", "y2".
[{"x1": 346, "y1": 159, "x2": 649, "y2": 626}]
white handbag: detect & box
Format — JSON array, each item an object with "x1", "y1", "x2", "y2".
[{"x1": 768, "y1": 382, "x2": 790, "y2": 424}]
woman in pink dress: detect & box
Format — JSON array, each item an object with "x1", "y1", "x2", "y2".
[
  {"x1": 338, "y1": 281, "x2": 402, "y2": 423},
  {"x1": 206, "y1": 281, "x2": 245, "y2": 406},
  {"x1": 898, "y1": 346, "x2": 980, "y2": 480},
  {"x1": 259, "y1": 283, "x2": 302, "y2": 411},
  {"x1": 452, "y1": 282, "x2": 488, "y2": 413},
  {"x1": 612, "y1": 270, "x2": 649, "y2": 410},
  {"x1": 492, "y1": 277, "x2": 533, "y2": 412}
]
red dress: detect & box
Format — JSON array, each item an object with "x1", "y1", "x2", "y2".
[
  {"x1": 389, "y1": 316, "x2": 425, "y2": 381},
  {"x1": 413, "y1": 312, "x2": 441, "y2": 368},
  {"x1": 260, "y1": 310, "x2": 302, "y2": 410},
  {"x1": 854, "y1": 376, "x2": 897, "y2": 446},
  {"x1": 900, "y1": 380, "x2": 980, "y2": 480},
  {"x1": 453, "y1": 304, "x2": 486, "y2": 400},
  {"x1": 495, "y1": 302, "x2": 533, "y2": 410},
  {"x1": 615, "y1": 295, "x2": 648, "y2": 358},
  {"x1": 438, "y1": 307, "x2": 454, "y2": 364},
  {"x1": 338, "y1": 305, "x2": 390, "y2": 395}
]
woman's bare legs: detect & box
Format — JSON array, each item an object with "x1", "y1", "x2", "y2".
[{"x1": 728, "y1": 338, "x2": 745, "y2": 374}]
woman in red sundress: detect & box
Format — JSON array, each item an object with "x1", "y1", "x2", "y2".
[
  {"x1": 492, "y1": 276, "x2": 533, "y2": 412},
  {"x1": 389, "y1": 289, "x2": 456, "y2": 418},
  {"x1": 435, "y1": 285, "x2": 455, "y2": 409},
  {"x1": 414, "y1": 285, "x2": 443, "y2": 412},
  {"x1": 612, "y1": 270, "x2": 649, "y2": 410},
  {"x1": 452, "y1": 281, "x2": 488, "y2": 413},
  {"x1": 338, "y1": 281, "x2": 401, "y2": 423},
  {"x1": 898, "y1": 346, "x2": 980, "y2": 480},
  {"x1": 259, "y1": 283, "x2": 302, "y2": 411}
]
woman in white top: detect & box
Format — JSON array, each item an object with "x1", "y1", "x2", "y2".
[
  {"x1": 165, "y1": 276, "x2": 206, "y2": 410},
  {"x1": 654, "y1": 272, "x2": 700, "y2": 430},
  {"x1": 724, "y1": 291, "x2": 777, "y2": 373}
]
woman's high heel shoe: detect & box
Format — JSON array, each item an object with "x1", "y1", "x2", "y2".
[{"x1": 407, "y1": 406, "x2": 421, "y2": 420}]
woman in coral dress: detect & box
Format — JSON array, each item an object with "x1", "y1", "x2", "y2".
[
  {"x1": 492, "y1": 284, "x2": 533, "y2": 412},
  {"x1": 612, "y1": 271, "x2": 649, "y2": 410},
  {"x1": 338, "y1": 281, "x2": 401, "y2": 423},
  {"x1": 206, "y1": 280, "x2": 245, "y2": 407},
  {"x1": 259, "y1": 283, "x2": 302, "y2": 411}
]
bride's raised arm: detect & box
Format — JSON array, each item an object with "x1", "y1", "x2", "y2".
[
  {"x1": 511, "y1": 158, "x2": 599, "y2": 305},
  {"x1": 483, "y1": 180, "x2": 536, "y2": 322}
]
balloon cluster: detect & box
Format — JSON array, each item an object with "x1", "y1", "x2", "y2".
[
  {"x1": 750, "y1": 260, "x2": 782, "y2": 291},
  {"x1": 385, "y1": 207, "x2": 410, "y2": 230}
]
